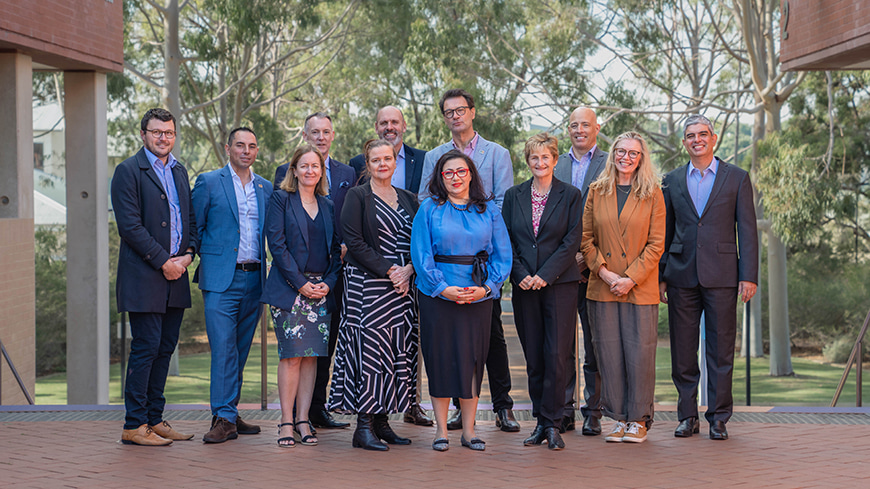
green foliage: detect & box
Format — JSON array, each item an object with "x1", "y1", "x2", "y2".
[
  {"x1": 34, "y1": 227, "x2": 67, "y2": 376},
  {"x1": 823, "y1": 335, "x2": 869, "y2": 364}
]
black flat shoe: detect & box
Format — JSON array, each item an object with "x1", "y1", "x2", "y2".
[
  {"x1": 545, "y1": 426, "x2": 565, "y2": 450},
  {"x1": 674, "y1": 417, "x2": 700, "y2": 438},
  {"x1": 523, "y1": 425, "x2": 546, "y2": 446},
  {"x1": 310, "y1": 408, "x2": 349, "y2": 429},
  {"x1": 581, "y1": 416, "x2": 602, "y2": 436},
  {"x1": 495, "y1": 408, "x2": 520, "y2": 432},
  {"x1": 709, "y1": 420, "x2": 728, "y2": 440}
]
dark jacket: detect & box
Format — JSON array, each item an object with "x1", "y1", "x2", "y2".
[
  {"x1": 502, "y1": 178, "x2": 583, "y2": 286},
  {"x1": 260, "y1": 189, "x2": 342, "y2": 311},
  {"x1": 111, "y1": 147, "x2": 198, "y2": 313},
  {"x1": 340, "y1": 182, "x2": 419, "y2": 278}
]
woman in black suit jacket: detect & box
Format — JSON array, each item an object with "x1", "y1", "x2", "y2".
[
  {"x1": 329, "y1": 139, "x2": 420, "y2": 451},
  {"x1": 502, "y1": 133, "x2": 583, "y2": 450},
  {"x1": 261, "y1": 144, "x2": 342, "y2": 448}
]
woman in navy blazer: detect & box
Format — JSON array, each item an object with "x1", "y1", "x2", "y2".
[
  {"x1": 261, "y1": 144, "x2": 341, "y2": 448},
  {"x1": 502, "y1": 133, "x2": 583, "y2": 450}
]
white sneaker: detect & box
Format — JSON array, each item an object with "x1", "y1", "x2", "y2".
[
  {"x1": 623, "y1": 422, "x2": 647, "y2": 443},
  {"x1": 605, "y1": 421, "x2": 626, "y2": 442}
]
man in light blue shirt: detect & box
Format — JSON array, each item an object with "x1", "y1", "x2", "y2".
[
  {"x1": 419, "y1": 89, "x2": 519, "y2": 433},
  {"x1": 192, "y1": 127, "x2": 273, "y2": 443}
]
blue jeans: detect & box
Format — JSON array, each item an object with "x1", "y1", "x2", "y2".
[
  {"x1": 124, "y1": 308, "x2": 185, "y2": 429},
  {"x1": 203, "y1": 269, "x2": 263, "y2": 422}
]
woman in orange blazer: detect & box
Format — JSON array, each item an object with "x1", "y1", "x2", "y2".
[{"x1": 580, "y1": 131, "x2": 665, "y2": 444}]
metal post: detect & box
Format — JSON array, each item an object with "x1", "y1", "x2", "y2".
[
  {"x1": 261, "y1": 304, "x2": 268, "y2": 410},
  {"x1": 831, "y1": 307, "x2": 870, "y2": 406},
  {"x1": 0, "y1": 337, "x2": 35, "y2": 405},
  {"x1": 745, "y1": 300, "x2": 751, "y2": 406},
  {"x1": 857, "y1": 339, "x2": 862, "y2": 407}
]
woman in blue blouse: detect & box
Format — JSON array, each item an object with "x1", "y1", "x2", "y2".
[{"x1": 411, "y1": 149, "x2": 512, "y2": 452}]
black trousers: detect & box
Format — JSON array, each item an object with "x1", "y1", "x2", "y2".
[
  {"x1": 667, "y1": 285, "x2": 738, "y2": 424},
  {"x1": 453, "y1": 290, "x2": 514, "y2": 412},
  {"x1": 567, "y1": 280, "x2": 602, "y2": 420},
  {"x1": 311, "y1": 276, "x2": 343, "y2": 412},
  {"x1": 513, "y1": 282, "x2": 578, "y2": 427}
]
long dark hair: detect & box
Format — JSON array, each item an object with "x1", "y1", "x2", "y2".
[{"x1": 426, "y1": 149, "x2": 491, "y2": 213}]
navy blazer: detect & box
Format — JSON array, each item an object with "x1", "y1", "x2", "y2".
[
  {"x1": 340, "y1": 182, "x2": 419, "y2": 278},
  {"x1": 260, "y1": 189, "x2": 342, "y2": 311},
  {"x1": 660, "y1": 158, "x2": 759, "y2": 288},
  {"x1": 502, "y1": 178, "x2": 584, "y2": 286},
  {"x1": 273, "y1": 156, "x2": 356, "y2": 241},
  {"x1": 111, "y1": 147, "x2": 198, "y2": 313},
  {"x1": 348, "y1": 143, "x2": 427, "y2": 194},
  {"x1": 191, "y1": 165, "x2": 272, "y2": 292}
]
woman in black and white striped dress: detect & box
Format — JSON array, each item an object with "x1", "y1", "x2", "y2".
[{"x1": 329, "y1": 139, "x2": 419, "y2": 451}]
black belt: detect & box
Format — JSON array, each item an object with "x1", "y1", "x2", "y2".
[
  {"x1": 236, "y1": 262, "x2": 261, "y2": 272},
  {"x1": 434, "y1": 251, "x2": 488, "y2": 286}
]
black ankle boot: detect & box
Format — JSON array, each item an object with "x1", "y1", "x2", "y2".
[
  {"x1": 352, "y1": 414, "x2": 389, "y2": 451},
  {"x1": 372, "y1": 414, "x2": 412, "y2": 445}
]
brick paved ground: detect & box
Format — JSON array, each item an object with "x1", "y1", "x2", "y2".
[{"x1": 2, "y1": 406, "x2": 870, "y2": 488}]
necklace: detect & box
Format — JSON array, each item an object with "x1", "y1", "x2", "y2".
[
  {"x1": 448, "y1": 199, "x2": 469, "y2": 211},
  {"x1": 373, "y1": 185, "x2": 398, "y2": 207},
  {"x1": 617, "y1": 185, "x2": 631, "y2": 194}
]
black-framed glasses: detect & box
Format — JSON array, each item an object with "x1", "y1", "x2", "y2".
[
  {"x1": 441, "y1": 168, "x2": 469, "y2": 179},
  {"x1": 146, "y1": 129, "x2": 177, "y2": 139},
  {"x1": 442, "y1": 106, "x2": 470, "y2": 118},
  {"x1": 614, "y1": 148, "x2": 641, "y2": 160}
]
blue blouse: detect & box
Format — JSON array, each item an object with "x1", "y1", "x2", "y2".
[{"x1": 411, "y1": 198, "x2": 512, "y2": 301}]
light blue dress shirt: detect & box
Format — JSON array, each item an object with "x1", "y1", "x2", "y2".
[
  {"x1": 144, "y1": 148, "x2": 182, "y2": 255},
  {"x1": 570, "y1": 144, "x2": 597, "y2": 189},
  {"x1": 686, "y1": 157, "x2": 719, "y2": 216},
  {"x1": 391, "y1": 144, "x2": 406, "y2": 188},
  {"x1": 411, "y1": 198, "x2": 512, "y2": 301},
  {"x1": 229, "y1": 164, "x2": 260, "y2": 263}
]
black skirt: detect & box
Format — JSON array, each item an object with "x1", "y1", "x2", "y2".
[{"x1": 419, "y1": 294, "x2": 492, "y2": 399}]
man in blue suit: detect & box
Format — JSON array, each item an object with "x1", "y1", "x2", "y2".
[
  {"x1": 419, "y1": 89, "x2": 519, "y2": 433},
  {"x1": 348, "y1": 106, "x2": 427, "y2": 194},
  {"x1": 193, "y1": 127, "x2": 273, "y2": 443},
  {"x1": 273, "y1": 112, "x2": 355, "y2": 430},
  {"x1": 113, "y1": 108, "x2": 198, "y2": 446}
]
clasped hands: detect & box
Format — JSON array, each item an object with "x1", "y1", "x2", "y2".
[
  {"x1": 161, "y1": 250, "x2": 194, "y2": 281},
  {"x1": 598, "y1": 266, "x2": 635, "y2": 297},
  {"x1": 387, "y1": 264, "x2": 414, "y2": 297},
  {"x1": 441, "y1": 285, "x2": 487, "y2": 304},
  {"x1": 518, "y1": 274, "x2": 548, "y2": 291},
  {"x1": 299, "y1": 281, "x2": 330, "y2": 299}
]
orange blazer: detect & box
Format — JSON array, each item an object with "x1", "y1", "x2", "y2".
[{"x1": 581, "y1": 185, "x2": 666, "y2": 305}]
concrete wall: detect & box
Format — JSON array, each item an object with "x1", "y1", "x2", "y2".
[
  {"x1": 781, "y1": 0, "x2": 870, "y2": 70},
  {"x1": 0, "y1": 219, "x2": 35, "y2": 405}
]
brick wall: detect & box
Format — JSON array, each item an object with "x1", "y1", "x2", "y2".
[
  {"x1": 0, "y1": 0, "x2": 122, "y2": 72},
  {"x1": 0, "y1": 218, "x2": 36, "y2": 405},
  {"x1": 781, "y1": 0, "x2": 870, "y2": 70}
]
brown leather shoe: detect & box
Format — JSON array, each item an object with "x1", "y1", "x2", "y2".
[
  {"x1": 403, "y1": 403, "x2": 434, "y2": 426},
  {"x1": 150, "y1": 420, "x2": 194, "y2": 441},
  {"x1": 236, "y1": 416, "x2": 261, "y2": 435},
  {"x1": 121, "y1": 424, "x2": 172, "y2": 446},
  {"x1": 203, "y1": 417, "x2": 238, "y2": 443}
]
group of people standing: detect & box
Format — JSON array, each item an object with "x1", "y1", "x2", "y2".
[{"x1": 113, "y1": 90, "x2": 758, "y2": 453}]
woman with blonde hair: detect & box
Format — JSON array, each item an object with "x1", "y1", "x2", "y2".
[
  {"x1": 261, "y1": 144, "x2": 341, "y2": 448},
  {"x1": 580, "y1": 131, "x2": 665, "y2": 443}
]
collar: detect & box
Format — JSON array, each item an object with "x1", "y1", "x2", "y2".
[
  {"x1": 227, "y1": 163, "x2": 254, "y2": 185},
  {"x1": 452, "y1": 132, "x2": 479, "y2": 152},
  {"x1": 688, "y1": 157, "x2": 719, "y2": 176},
  {"x1": 144, "y1": 148, "x2": 177, "y2": 169},
  {"x1": 569, "y1": 144, "x2": 597, "y2": 164}
]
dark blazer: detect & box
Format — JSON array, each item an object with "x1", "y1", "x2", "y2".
[
  {"x1": 502, "y1": 178, "x2": 584, "y2": 286},
  {"x1": 273, "y1": 156, "x2": 356, "y2": 241},
  {"x1": 191, "y1": 165, "x2": 272, "y2": 292},
  {"x1": 348, "y1": 143, "x2": 427, "y2": 194},
  {"x1": 111, "y1": 147, "x2": 198, "y2": 313},
  {"x1": 260, "y1": 189, "x2": 342, "y2": 311},
  {"x1": 660, "y1": 158, "x2": 759, "y2": 288},
  {"x1": 340, "y1": 182, "x2": 419, "y2": 278},
  {"x1": 554, "y1": 148, "x2": 608, "y2": 207}
]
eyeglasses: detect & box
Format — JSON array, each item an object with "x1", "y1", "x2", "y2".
[
  {"x1": 614, "y1": 148, "x2": 641, "y2": 160},
  {"x1": 441, "y1": 168, "x2": 469, "y2": 179},
  {"x1": 146, "y1": 129, "x2": 177, "y2": 139},
  {"x1": 442, "y1": 106, "x2": 470, "y2": 119}
]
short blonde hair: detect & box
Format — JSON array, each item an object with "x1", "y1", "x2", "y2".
[
  {"x1": 523, "y1": 132, "x2": 559, "y2": 163},
  {"x1": 280, "y1": 144, "x2": 329, "y2": 196},
  {"x1": 589, "y1": 131, "x2": 660, "y2": 199}
]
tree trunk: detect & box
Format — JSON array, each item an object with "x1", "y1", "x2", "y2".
[
  {"x1": 163, "y1": 0, "x2": 182, "y2": 151},
  {"x1": 767, "y1": 229, "x2": 793, "y2": 375}
]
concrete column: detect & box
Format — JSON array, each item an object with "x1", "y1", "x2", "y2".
[
  {"x1": 0, "y1": 52, "x2": 36, "y2": 405},
  {"x1": 64, "y1": 71, "x2": 110, "y2": 404}
]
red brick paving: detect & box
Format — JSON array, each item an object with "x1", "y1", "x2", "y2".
[{"x1": 2, "y1": 414, "x2": 870, "y2": 488}]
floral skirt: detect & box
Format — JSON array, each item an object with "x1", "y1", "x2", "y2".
[{"x1": 271, "y1": 288, "x2": 330, "y2": 359}]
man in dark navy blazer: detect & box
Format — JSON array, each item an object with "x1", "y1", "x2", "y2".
[
  {"x1": 553, "y1": 107, "x2": 608, "y2": 436},
  {"x1": 192, "y1": 127, "x2": 272, "y2": 443},
  {"x1": 660, "y1": 114, "x2": 758, "y2": 441},
  {"x1": 112, "y1": 108, "x2": 198, "y2": 446},
  {"x1": 348, "y1": 105, "x2": 432, "y2": 426},
  {"x1": 348, "y1": 106, "x2": 427, "y2": 194},
  {"x1": 273, "y1": 112, "x2": 355, "y2": 430}
]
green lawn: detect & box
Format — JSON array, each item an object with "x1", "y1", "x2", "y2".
[{"x1": 36, "y1": 344, "x2": 870, "y2": 407}]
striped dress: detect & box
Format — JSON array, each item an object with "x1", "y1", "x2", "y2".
[{"x1": 328, "y1": 196, "x2": 418, "y2": 414}]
